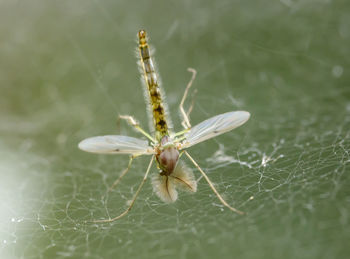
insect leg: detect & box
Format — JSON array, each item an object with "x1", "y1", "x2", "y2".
[
  {"x1": 119, "y1": 115, "x2": 156, "y2": 143},
  {"x1": 91, "y1": 155, "x2": 154, "y2": 223},
  {"x1": 179, "y1": 68, "x2": 197, "y2": 129},
  {"x1": 184, "y1": 151, "x2": 244, "y2": 215},
  {"x1": 102, "y1": 155, "x2": 135, "y2": 202}
]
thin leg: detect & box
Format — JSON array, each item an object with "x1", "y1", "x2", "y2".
[
  {"x1": 119, "y1": 115, "x2": 155, "y2": 143},
  {"x1": 184, "y1": 151, "x2": 244, "y2": 215},
  {"x1": 91, "y1": 156, "x2": 155, "y2": 223},
  {"x1": 172, "y1": 129, "x2": 190, "y2": 145},
  {"x1": 180, "y1": 68, "x2": 197, "y2": 129},
  {"x1": 102, "y1": 156, "x2": 135, "y2": 201},
  {"x1": 186, "y1": 88, "x2": 197, "y2": 119},
  {"x1": 173, "y1": 128, "x2": 189, "y2": 136}
]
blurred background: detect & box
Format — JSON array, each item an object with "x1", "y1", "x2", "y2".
[{"x1": 0, "y1": 0, "x2": 349, "y2": 258}]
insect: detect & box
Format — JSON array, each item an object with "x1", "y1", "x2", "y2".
[{"x1": 79, "y1": 30, "x2": 250, "y2": 223}]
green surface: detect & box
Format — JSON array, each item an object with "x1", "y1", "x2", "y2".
[{"x1": 0, "y1": 1, "x2": 349, "y2": 258}]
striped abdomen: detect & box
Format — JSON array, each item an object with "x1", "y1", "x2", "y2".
[{"x1": 138, "y1": 30, "x2": 169, "y2": 139}]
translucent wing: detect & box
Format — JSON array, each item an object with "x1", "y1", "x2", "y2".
[
  {"x1": 181, "y1": 111, "x2": 250, "y2": 149},
  {"x1": 78, "y1": 135, "x2": 154, "y2": 155}
]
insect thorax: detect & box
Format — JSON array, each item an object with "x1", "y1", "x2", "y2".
[{"x1": 156, "y1": 135, "x2": 179, "y2": 176}]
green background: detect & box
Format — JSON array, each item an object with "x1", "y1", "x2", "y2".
[{"x1": 0, "y1": 0, "x2": 349, "y2": 258}]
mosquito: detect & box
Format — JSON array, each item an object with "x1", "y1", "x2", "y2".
[{"x1": 78, "y1": 30, "x2": 250, "y2": 223}]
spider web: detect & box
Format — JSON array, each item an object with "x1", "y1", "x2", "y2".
[{"x1": 0, "y1": 1, "x2": 349, "y2": 259}]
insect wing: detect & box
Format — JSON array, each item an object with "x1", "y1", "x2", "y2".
[
  {"x1": 78, "y1": 135, "x2": 154, "y2": 155},
  {"x1": 181, "y1": 111, "x2": 250, "y2": 149}
]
